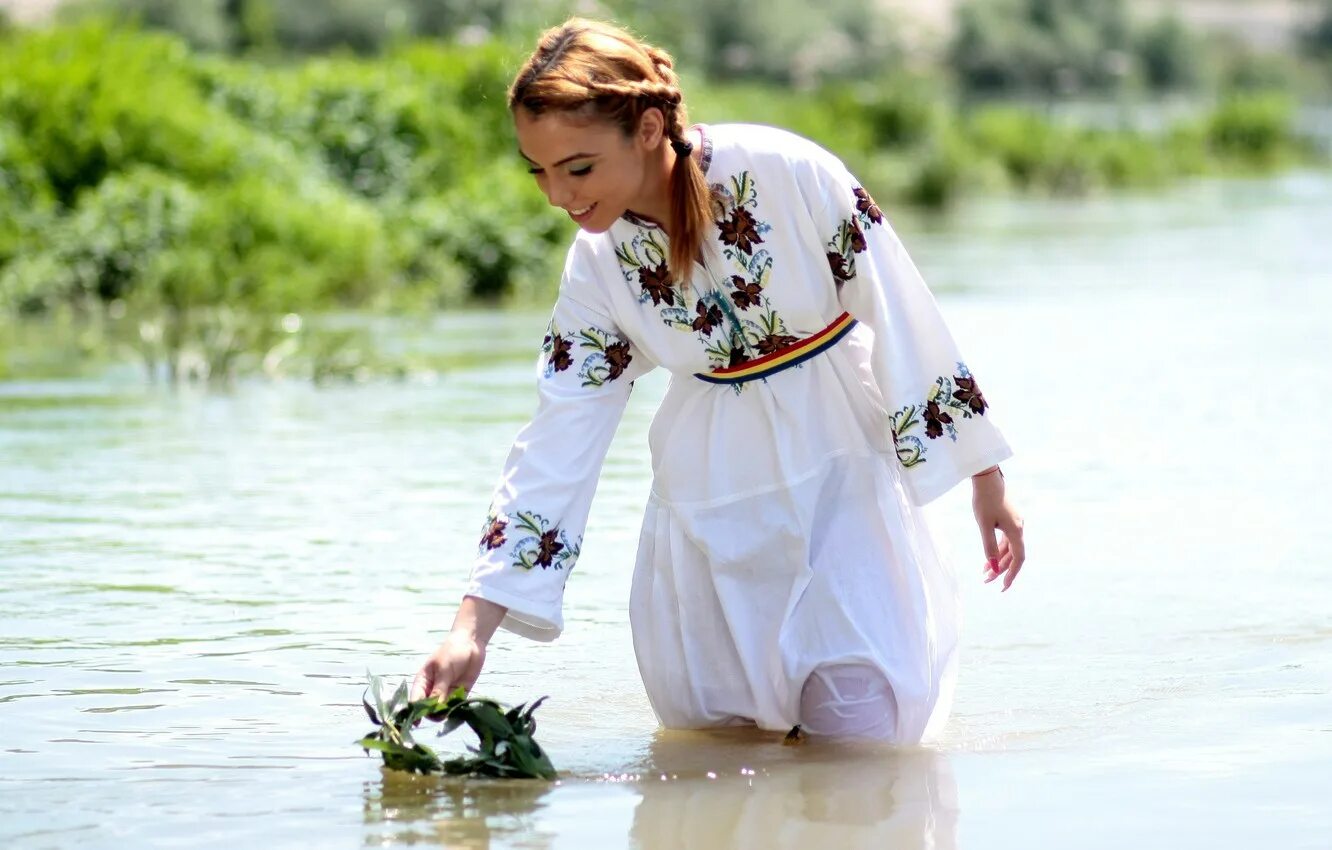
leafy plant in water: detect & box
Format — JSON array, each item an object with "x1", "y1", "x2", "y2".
[{"x1": 357, "y1": 672, "x2": 557, "y2": 780}]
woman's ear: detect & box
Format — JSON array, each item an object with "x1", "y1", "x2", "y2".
[{"x1": 636, "y1": 107, "x2": 666, "y2": 150}]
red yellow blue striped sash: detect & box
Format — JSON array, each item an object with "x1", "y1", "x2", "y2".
[{"x1": 694, "y1": 312, "x2": 858, "y2": 385}]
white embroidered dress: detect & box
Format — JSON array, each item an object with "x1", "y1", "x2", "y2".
[{"x1": 466, "y1": 123, "x2": 1012, "y2": 743}]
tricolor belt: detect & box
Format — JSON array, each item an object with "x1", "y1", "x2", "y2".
[{"x1": 694, "y1": 312, "x2": 858, "y2": 386}]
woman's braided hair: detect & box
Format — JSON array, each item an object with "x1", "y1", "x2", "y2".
[{"x1": 508, "y1": 18, "x2": 711, "y2": 290}]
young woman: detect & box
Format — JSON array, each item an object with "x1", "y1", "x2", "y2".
[{"x1": 412, "y1": 18, "x2": 1026, "y2": 742}]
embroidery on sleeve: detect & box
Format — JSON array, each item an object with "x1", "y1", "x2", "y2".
[
  {"x1": 541, "y1": 320, "x2": 574, "y2": 376},
  {"x1": 542, "y1": 319, "x2": 633, "y2": 387},
  {"x1": 479, "y1": 509, "x2": 582, "y2": 572},
  {"x1": 890, "y1": 364, "x2": 991, "y2": 468},
  {"x1": 480, "y1": 512, "x2": 507, "y2": 550},
  {"x1": 574, "y1": 327, "x2": 633, "y2": 387},
  {"x1": 825, "y1": 185, "x2": 879, "y2": 286},
  {"x1": 854, "y1": 186, "x2": 884, "y2": 226}
]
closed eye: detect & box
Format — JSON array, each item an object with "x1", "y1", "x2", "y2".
[{"x1": 527, "y1": 165, "x2": 594, "y2": 177}]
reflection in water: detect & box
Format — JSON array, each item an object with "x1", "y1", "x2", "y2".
[
  {"x1": 357, "y1": 729, "x2": 956, "y2": 850},
  {"x1": 362, "y1": 769, "x2": 556, "y2": 848},
  {"x1": 628, "y1": 729, "x2": 958, "y2": 850}
]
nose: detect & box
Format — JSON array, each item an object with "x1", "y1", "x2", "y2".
[{"x1": 541, "y1": 175, "x2": 573, "y2": 210}]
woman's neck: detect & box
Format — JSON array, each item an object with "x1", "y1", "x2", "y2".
[{"x1": 625, "y1": 127, "x2": 702, "y2": 233}]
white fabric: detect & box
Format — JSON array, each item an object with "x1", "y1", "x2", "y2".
[
  {"x1": 799, "y1": 664, "x2": 899, "y2": 740},
  {"x1": 466, "y1": 123, "x2": 1013, "y2": 743}
]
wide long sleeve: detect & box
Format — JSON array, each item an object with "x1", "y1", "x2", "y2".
[
  {"x1": 465, "y1": 242, "x2": 654, "y2": 641},
  {"x1": 812, "y1": 160, "x2": 1012, "y2": 506}
]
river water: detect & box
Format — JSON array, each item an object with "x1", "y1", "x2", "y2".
[{"x1": 2, "y1": 173, "x2": 1330, "y2": 848}]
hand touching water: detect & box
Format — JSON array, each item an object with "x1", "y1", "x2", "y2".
[
  {"x1": 411, "y1": 633, "x2": 486, "y2": 704},
  {"x1": 971, "y1": 468, "x2": 1026, "y2": 591},
  {"x1": 410, "y1": 596, "x2": 508, "y2": 704}
]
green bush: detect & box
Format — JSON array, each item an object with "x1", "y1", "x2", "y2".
[
  {"x1": 189, "y1": 176, "x2": 393, "y2": 311},
  {"x1": 1135, "y1": 14, "x2": 1209, "y2": 91},
  {"x1": 689, "y1": 80, "x2": 877, "y2": 160},
  {"x1": 0, "y1": 22, "x2": 566, "y2": 320},
  {"x1": 0, "y1": 23, "x2": 322, "y2": 205},
  {"x1": 194, "y1": 41, "x2": 518, "y2": 200},
  {"x1": 0, "y1": 121, "x2": 56, "y2": 267},
  {"x1": 903, "y1": 132, "x2": 975, "y2": 208},
  {"x1": 1205, "y1": 93, "x2": 1296, "y2": 167},
  {"x1": 951, "y1": 0, "x2": 1136, "y2": 95},
  {"x1": 1217, "y1": 47, "x2": 1304, "y2": 94},
  {"x1": 418, "y1": 164, "x2": 571, "y2": 302},
  {"x1": 1081, "y1": 131, "x2": 1169, "y2": 187},
  {"x1": 852, "y1": 78, "x2": 945, "y2": 150},
  {"x1": 963, "y1": 106, "x2": 1183, "y2": 195},
  {"x1": 0, "y1": 167, "x2": 200, "y2": 312},
  {"x1": 965, "y1": 107, "x2": 1059, "y2": 187}
]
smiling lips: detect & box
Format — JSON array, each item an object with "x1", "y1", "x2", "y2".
[{"x1": 568, "y1": 203, "x2": 596, "y2": 220}]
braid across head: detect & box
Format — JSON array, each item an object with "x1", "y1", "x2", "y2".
[
  {"x1": 588, "y1": 78, "x2": 682, "y2": 107},
  {"x1": 508, "y1": 19, "x2": 711, "y2": 290}
]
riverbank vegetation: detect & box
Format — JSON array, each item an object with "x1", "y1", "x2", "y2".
[{"x1": 1, "y1": 1, "x2": 1327, "y2": 380}]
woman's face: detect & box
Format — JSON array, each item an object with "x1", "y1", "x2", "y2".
[{"x1": 514, "y1": 106, "x2": 665, "y2": 234}]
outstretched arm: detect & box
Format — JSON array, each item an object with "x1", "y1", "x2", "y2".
[{"x1": 411, "y1": 595, "x2": 508, "y2": 702}]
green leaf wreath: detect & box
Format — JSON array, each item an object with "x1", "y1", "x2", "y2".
[{"x1": 357, "y1": 672, "x2": 557, "y2": 780}]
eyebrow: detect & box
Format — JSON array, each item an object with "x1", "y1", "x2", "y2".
[{"x1": 518, "y1": 149, "x2": 598, "y2": 168}]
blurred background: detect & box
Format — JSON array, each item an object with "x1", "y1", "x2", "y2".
[{"x1": 0, "y1": 0, "x2": 1329, "y2": 379}]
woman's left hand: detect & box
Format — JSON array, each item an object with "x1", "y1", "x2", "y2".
[{"x1": 971, "y1": 469, "x2": 1025, "y2": 591}]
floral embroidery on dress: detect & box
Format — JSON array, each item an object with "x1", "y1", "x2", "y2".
[
  {"x1": 613, "y1": 168, "x2": 819, "y2": 391},
  {"x1": 702, "y1": 330, "x2": 747, "y2": 371},
  {"x1": 826, "y1": 186, "x2": 879, "y2": 285},
  {"x1": 854, "y1": 186, "x2": 884, "y2": 225},
  {"x1": 640, "y1": 263, "x2": 677, "y2": 307},
  {"x1": 753, "y1": 309, "x2": 800, "y2": 354},
  {"x1": 614, "y1": 229, "x2": 676, "y2": 305},
  {"x1": 710, "y1": 172, "x2": 774, "y2": 291},
  {"x1": 952, "y1": 375, "x2": 987, "y2": 415},
  {"x1": 695, "y1": 291, "x2": 746, "y2": 370},
  {"x1": 613, "y1": 230, "x2": 699, "y2": 334},
  {"x1": 699, "y1": 306, "x2": 800, "y2": 373},
  {"x1": 480, "y1": 509, "x2": 582, "y2": 571},
  {"x1": 704, "y1": 170, "x2": 808, "y2": 378},
  {"x1": 542, "y1": 319, "x2": 633, "y2": 387},
  {"x1": 541, "y1": 321, "x2": 574, "y2": 376},
  {"x1": 718, "y1": 206, "x2": 763, "y2": 254},
  {"x1": 729, "y1": 275, "x2": 763, "y2": 309},
  {"x1": 480, "y1": 513, "x2": 507, "y2": 550},
  {"x1": 889, "y1": 364, "x2": 991, "y2": 468},
  {"x1": 692, "y1": 299, "x2": 724, "y2": 336},
  {"x1": 573, "y1": 327, "x2": 633, "y2": 388}
]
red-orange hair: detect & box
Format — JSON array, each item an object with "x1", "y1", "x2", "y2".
[{"x1": 508, "y1": 18, "x2": 711, "y2": 290}]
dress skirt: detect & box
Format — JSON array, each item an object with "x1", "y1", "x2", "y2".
[{"x1": 627, "y1": 326, "x2": 961, "y2": 743}]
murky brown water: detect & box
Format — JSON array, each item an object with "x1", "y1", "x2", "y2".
[{"x1": 3, "y1": 173, "x2": 1330, "y2": 848}]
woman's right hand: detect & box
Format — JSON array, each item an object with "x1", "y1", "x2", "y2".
[
  {"x1": 410, "y1": 595, "x2": 509, "y2": 703},
  {"x1": 411, "y1": 632, "x2": 486, "y2": 703}
]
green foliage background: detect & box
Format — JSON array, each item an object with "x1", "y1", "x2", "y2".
[{"x1": 0, "y1": 0, "x2": 1325, "y2": 380}]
